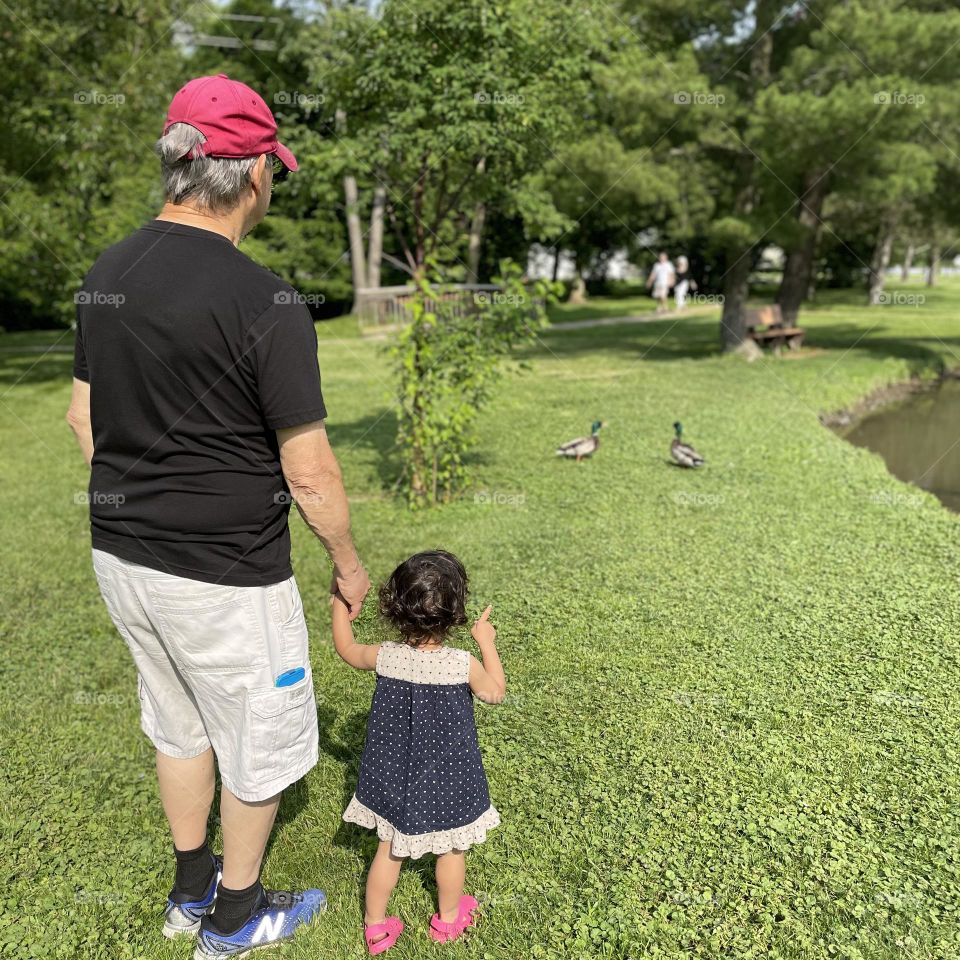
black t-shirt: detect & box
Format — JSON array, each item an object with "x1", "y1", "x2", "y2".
[{"x1": 74, "y1": 219, "x2": 327, "y2": 586}]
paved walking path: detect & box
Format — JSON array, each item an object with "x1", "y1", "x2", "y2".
[
  {"x1": 0, "y1": 307, "x2": 713, "y2": 353},
  {"x1": 548, "y1": 310, "x2": 678, "y2": 330}
]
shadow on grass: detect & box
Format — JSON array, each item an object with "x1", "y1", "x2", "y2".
[
  {"x1": 0, "y1": 351, "x2": 74, "y2": 387},
  {"x1": 531, "y1": 314, "x2": 721, "y2": 362},
  {"x1": 528, "y1": 311, "x2": 960, "y2": 372},
  {"x1": 327, "y1": 410, "x2": 403, "y2": 494},
  {"x1": 804, "y1": 323, "x2": 957, "y2": 376},
  {"x1": 327, "y1": 409, "x2": 493, "y2": 497}
]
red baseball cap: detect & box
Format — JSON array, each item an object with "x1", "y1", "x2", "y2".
[{"x1": 163, "y1": 73, "x2": 298, "y2": 173}]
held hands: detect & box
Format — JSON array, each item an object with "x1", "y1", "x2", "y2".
[
  {"x1": 471, "y1": 604, "x2": 497, "y2": 647},
  {"x1": 330, "y1": 559, "x2": 371, "y2": 622}
]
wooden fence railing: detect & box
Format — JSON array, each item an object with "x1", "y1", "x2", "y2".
[{"x1": 354, "y1": 283, "x2": 503, "y2": 328}]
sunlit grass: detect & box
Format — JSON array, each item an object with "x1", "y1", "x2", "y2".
[{"x1": 3, "y1": 281, "x2": 960, "y2": 958}]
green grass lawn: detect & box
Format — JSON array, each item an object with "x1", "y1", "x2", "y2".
[{"x1": 4, "y1": 279, "x2": 960, "y2": 959}]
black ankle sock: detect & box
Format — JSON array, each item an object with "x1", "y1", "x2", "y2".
[
  {"x1": 173, "y1": 841, "x2": 216, "y2": 900},
  {"x1": 209, "y1": 880, "x2": 265, "y2": 935}
]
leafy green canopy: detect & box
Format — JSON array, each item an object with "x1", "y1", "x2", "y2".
[
  {"x1": 0, "y1": 0, "x2": 181, "y2": 328},
  {"x1": 293, "y1": 0, "x2": 604, "y2": 276}
]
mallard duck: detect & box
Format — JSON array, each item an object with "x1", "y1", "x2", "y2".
[
  {"x1": 670, "y1": 421, "x2": 704, "y2": 468},
  {"x1": 556, "y1": 420, "x2": 605, "y2": 462}
]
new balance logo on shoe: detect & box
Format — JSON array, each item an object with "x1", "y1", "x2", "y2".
[{"x1": 252, "y1": 912, "x2": 286, "y2": 944}]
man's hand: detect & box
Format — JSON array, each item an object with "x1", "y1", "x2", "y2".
[
  {"x1": 471, "y1": 604, "x2": 497, "y2": 646},
  {"x1": 331, "y1": 561, "x2": 371, "y2": 621}
]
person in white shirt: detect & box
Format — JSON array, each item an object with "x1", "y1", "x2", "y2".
[
  {"x1": 646, "y1": 251, "x2": 675, "y2": 313},
  {"x1": 674, "y1": 255, "x2": 697, "y2": 310}
]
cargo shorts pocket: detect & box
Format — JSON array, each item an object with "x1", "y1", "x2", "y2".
[
  {"x1": 247, "y1": 673, "x2": 317, "y2": 786},
  {"x1": 267, "y1": 578, "x2": 309, "y2": 673}
]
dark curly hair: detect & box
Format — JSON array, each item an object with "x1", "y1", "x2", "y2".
[{"x1": 379, "y1": 550, "x2": 468, "y2": 647}]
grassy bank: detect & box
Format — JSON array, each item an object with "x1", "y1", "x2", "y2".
[{"x1": 3, "y1": 279, "x2": 960, "y2": 959}]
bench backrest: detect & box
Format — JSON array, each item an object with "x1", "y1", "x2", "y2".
[{"x1": 746, "y1": 304, "x2": 784, "y2": 329}]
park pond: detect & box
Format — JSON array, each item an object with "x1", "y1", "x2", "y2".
[{"x1": 840, "y1": 377, "x2": 960, "y2": 512}]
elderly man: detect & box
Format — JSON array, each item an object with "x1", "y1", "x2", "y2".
[{"x1": 66, "y1": 74, "x2": 369, "y2": 958}]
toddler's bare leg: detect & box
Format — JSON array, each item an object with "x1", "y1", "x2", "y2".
[
  {"x1": 435, "y1": 850, "x2": 465, "y2": 922},
  {"x1": 365, "y1": 840, "x2": 404, "y2": 932}
]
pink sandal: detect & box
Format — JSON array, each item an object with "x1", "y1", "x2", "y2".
[
  {"x1": 429, "y1": 894, "x2": 479, "y2": 943},
  {"x1": 365, "y1": 916, "x2": 404, "y2": 955}
]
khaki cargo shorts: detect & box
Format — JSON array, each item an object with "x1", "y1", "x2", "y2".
[{"x1": 92, "y1": 549, "x2": 318, "y2": 802}]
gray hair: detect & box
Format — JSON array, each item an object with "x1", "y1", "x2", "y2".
[{"x1": 155, "y1": 123, "x2": 259, "y2": 212}]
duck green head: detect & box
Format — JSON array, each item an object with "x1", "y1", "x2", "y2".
[
  {"x1": 591, "y1": 420, "x2": 605, "y2": 435},
  {"x1": 673, "y1": 420, "x2": 683, "y2": 437}
]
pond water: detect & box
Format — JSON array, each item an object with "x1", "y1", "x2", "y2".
[{"x1": 842, "y1": 378, "x2": 960, "y2": 512}]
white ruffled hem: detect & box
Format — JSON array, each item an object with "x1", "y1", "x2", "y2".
[{"x1": 343, "y1": 796, "x2": 500, "y2": 860}]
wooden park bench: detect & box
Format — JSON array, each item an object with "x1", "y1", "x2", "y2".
[{"x1": 746, "y1": 304, "x2": 805, "y2": 351}]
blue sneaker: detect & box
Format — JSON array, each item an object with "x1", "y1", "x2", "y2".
[
  {"x1": 193, "y1": 888, "x2": 326, "y2": 958},
  {"x1": 163, "y1": 855, "x2": 223, "y2": 938}
]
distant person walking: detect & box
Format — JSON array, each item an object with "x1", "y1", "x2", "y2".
[
  {"x1": 674, "y1": 255, "x2": 697, "y2": 310},
  {"x1": 647, "y1": 251, "x2": 675, "y2": 313}
]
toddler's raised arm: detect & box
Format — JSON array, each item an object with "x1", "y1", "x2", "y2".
[{"x1": 468, "y1": 605, "x2": 506, "y2": 704}]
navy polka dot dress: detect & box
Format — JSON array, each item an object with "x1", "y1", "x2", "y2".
[{"x1": 343, "y1": 642, "x2": 500, "y2": 859}]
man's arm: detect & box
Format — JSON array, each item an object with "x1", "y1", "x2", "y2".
[
  {"x1": 66, "y1": 377, "x2": 93, "y2": 467},
  {"x1": 277, "y1": 420, "x2": 370, "y2": 619}
]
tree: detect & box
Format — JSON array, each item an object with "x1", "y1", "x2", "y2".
[
  {"x1": 536, "y1": 42, "x2": 716, "y2": 299},
  {"x1": 295, "y1": 0, "x2": 602, "y2": 296},
  {"x1": 0, "y1": 0, "x2": 185, "y2": 327},
  {"x1": 392, "y1": 263, "x2": 554, "y2": 505},
  {"x1": 182, "y1": 0, "x2": 354, "y2": 310}
]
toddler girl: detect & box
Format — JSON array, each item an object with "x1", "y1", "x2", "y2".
[{"x1": 331, "y1": 549, "x2": 505, "y2": 954}]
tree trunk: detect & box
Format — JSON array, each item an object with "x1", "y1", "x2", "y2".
[
  {"x1": 776, "y1": 170, "x2": 828, "y2": 325},
  {"x1": 721, "y1": 251, "x2": 752, "y2": 349},
  {"x1": 367, "y1": 184, "x2": 385, "y2": 289},
  {"x1": 336, "y1": 110, "x2": 367, "y2": 314},
  {"x1": 551, "y1": 247, "x2": 560, "y2": 283},
  {"x1": 927, "y1": 240, "x2": 940, "y2": 287},
  {"x1": 568, "y1": 275, "x2": 587, "y2": 304},
  {"x1": 344, "y1": 174, "x2": 367, "y2": 313},
  {"x1": 901, "y1": 242, "x2": 914, "y2": 282},
  {"x1": 412, "y1": 154, "x2": 429, "y2": 270},
  {"x1": 868, "y1": 225, "x2": 894, "y2": 305},
  {"x1": 465, "y1": 157, "x2": 486, "y2": 284},
  {"x1": 466, "y1": 203, "x2": 486, "y2": 284},
  {"x1": 719, "y1": 0, "x2": 775, "y2": 351}
]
